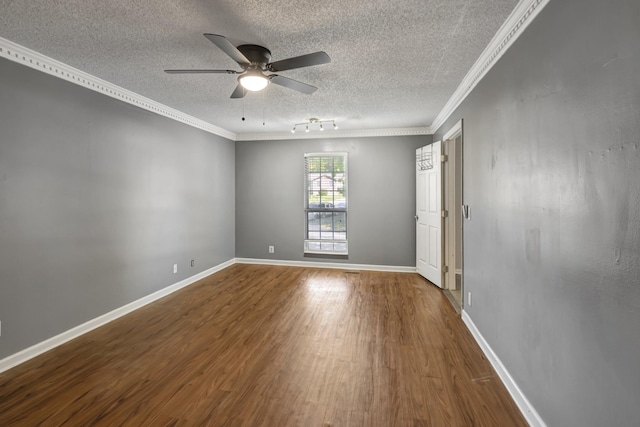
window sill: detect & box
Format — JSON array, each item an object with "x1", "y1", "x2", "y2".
[
  {"x1": 304, "y1": 252, "x2": 349, "y2": 260},
  {"x1": 304, "y1": 250, "x2": 349, "y2": 256}
]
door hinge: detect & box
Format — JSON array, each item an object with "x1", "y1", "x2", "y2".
[
  {"x1": 441, "y1": 154, "x2": 448, "y2": 162},
  {"x1": 443, "y1": 265, "x2": 449, "y2": 273},
  {"x1": 441, "y1": 210, "x2": 448, "y2": 218}
]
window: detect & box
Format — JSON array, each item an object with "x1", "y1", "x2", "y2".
[{"x1": 304, "y1": 153, "x2": 348, "y2": 254}]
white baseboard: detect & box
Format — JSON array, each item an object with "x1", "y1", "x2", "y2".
[
  {"x1": 0, "y1": 258, "x2": 235, "y2": 374},
  {"x1": 234, "y1": 257, "x2": 416, "y2": 273},
  {"x1": 462, "y1": 310, "x2": 546, "y2": 427}
]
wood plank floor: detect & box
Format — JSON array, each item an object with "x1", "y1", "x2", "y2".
[{"x1": 0, "y1": 264, "x2": 527, "y2": 426}]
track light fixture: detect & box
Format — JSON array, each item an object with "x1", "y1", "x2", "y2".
[{"x1": 291, "y1": 118, "x2": 338, "y2": 134}]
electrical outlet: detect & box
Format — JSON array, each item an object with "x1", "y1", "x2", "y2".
[
  {"x1": 467, "y1": 291, "x2": 472, "y2": 307},
  {"x1": 268, "y1": 245, "x2": 275, "y2": 254},
  {"x1": 173, "y1": 264, "x2": 178, "y2": 274}
]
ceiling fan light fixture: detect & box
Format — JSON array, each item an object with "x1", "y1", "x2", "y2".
[
  {"x1": 239, "y1": 71, "x2": 269, "y2": 92},
  {"x1": 166, "y1": 34, "x2": 330, "y2": 99}
]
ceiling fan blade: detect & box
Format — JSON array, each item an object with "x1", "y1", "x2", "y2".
[
  {"x1": 204, "y1": 34, "x2": 251, "y2": 66},
  {"x1": 230, "y1": 84, "x2": 246, "y2": 99},
  {"x1": 269, "y1": 75, "x2": 317, "y2": 95},
  {"x1": 267, "y1": 51, "x2": 331, "y2": 72},
  {"x1": 164, "y1": 69, "x2": 240, "y2": 74}
]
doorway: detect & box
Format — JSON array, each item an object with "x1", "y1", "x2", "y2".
[{"x1": 415, "y1": 122, "x2": 464, "y2": 311}]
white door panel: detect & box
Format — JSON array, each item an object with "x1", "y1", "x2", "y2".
[
  {"x1": 418, "y1": 174, "x2": 427, "y2": 212},
  {"x1": 416, "y1": 142, "x2": 442, "y2": 287},
  {"x1": 417, "y1": 223, "x2": 427, "y2": 265},
  {"x1": 429, "y1": 174, "x2": 437, "y2": 213},
  {"x1": 429, "y1": 225, "x2": 439, "y2": 268}
]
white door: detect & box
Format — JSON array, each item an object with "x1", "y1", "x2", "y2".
[{"x1": 416, "y1": 142, "x2": 442, "y2": 287}]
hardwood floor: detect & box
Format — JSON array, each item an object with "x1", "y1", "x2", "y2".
[
  {"x1": 0, "y1": 264, "x2": 527, "y2": 426},
  {"x1": 443, "y1": 289, "x2": 462, "y2": 314}
]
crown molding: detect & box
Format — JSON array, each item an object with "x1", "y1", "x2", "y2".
[
  {"x1": 0, "y1": 37, "x2": 429, "y2": 142},
  {"x1": 235, "y1": 126, "x2": 432, "y2": 141},
  {"x1": 1, "y1": 0, "x2": 549, "y2": 142},
  {"x1": 428, "y1": 0, "x2": 551, "y2": 134},
  {"x1": 0, "y1": 37, "x2": 237, "y2": 141}
]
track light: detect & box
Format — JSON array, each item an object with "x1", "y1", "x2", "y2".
[{"x1": 291, "y1": 118, "x2": 339, "y2": 134}]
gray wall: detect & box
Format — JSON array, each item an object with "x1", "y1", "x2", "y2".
[
  {"x1": 0, "y1": 58, "x2": 235, "y2": 360},
  {"x1": 433, "y1": 0, "x2": 640, "y2": 425},
  {"x1": 236, "y1": 135, "x2": 430, "y2": 266}
]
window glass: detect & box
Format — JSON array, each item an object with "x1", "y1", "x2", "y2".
[{"x1": 304, "y1": 153, "x2": 348, "y2": 255}]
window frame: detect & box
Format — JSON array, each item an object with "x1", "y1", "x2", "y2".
[{"x1": 303, "y1": 152, "x2": 348, "y2": 255}]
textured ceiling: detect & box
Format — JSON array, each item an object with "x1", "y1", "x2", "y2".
[{"x1": 0, "y1": 0, "x2": 518, "y2": 135}]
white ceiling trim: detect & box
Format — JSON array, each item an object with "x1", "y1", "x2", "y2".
[
  {"x1": 0, "y1": 36, "x2": 237, "y2": 141},
  {"x1": 235, "y1": 127, "x2": 431, "y2": 141},
  {"x1": 428, "y1": 0, "x2": 551, "y2": 134}
]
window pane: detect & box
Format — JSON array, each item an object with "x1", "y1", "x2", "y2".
[
  {"x1": 306, "y1": 212, "x2": 347, "y2": 240},
  {"x1": 334, "y1": 242, "x2": 347, "y2": 252},
  {"x1": 307, "y1": 212, "x2": 320, "y2": 239},
  {"x1": 334, "y1": 212, "x2": 346, "y2": 231},
  {"x1": 320, "y1": 241, "x2": 334, "y2": 251},
  {"x1": 308, "y1": 212, "x2": 346, "y2": 240},
  {"x1": 308, "y1": 241, "x2": 321, "y2": 251},
  {"x1": 307, "y1": 157, "x2": 321, "y2": 173}
]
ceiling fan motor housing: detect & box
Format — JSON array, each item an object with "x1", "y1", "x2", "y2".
[{"x1": 237, "y1": 44, "x2": 272, "y2": 68}]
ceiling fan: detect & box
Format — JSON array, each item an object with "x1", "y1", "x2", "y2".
[{"x1": 165, "y1": 34, "x2": 331, "y2": 98}]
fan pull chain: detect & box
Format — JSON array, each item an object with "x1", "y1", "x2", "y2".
[
  {"x1": 262, "y1": 89, "x2": 266, "y2": 126},
  {"x1": 241, "y1": 87, "x2": 246, "y2": 121}
]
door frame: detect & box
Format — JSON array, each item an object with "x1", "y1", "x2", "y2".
[{"x1": 442, "y1": 120, "x2": 464, "y2": 306}]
